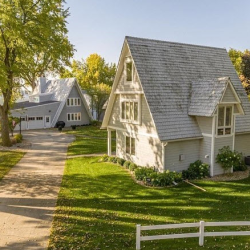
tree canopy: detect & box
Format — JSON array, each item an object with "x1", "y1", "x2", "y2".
[
  {"x1": 228, "y1": 48, "x2": 250, "y2": 95},
  {"x1": 0, "y1": 0, "x2": 74, "y2": 146},
  {"x1": 61, "y1": 54, "x2": 116, "y2": 120}
]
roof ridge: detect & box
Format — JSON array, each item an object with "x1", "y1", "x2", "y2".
[{"x1": 125, "y1": 36, "x2": 226, "y2": 51}]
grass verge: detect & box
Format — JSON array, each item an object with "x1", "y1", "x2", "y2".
[
  {"x1": 0, "y1": 151, "x2": 25, "y2": 180},
  {"x1": 49, "y1": 157, "x2": 250, "y2": 250},
  {"x1": 67, "y1": 125, "x2": 116, "y2": 156}
]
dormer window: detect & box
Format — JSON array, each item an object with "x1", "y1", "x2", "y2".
[
  {"x1": 125, "y1": 57, "x2": 133, "y2": 82},
  {"x1": 217, "y1": 106, "x2": 233, "y2": 136}
]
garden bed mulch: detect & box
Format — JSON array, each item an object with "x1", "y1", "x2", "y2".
[
  {"x1": 0, "y1": 139, "x2": 31, "y2": 152},
  {"x1": 203, "y1": 168, "x2": 250, "y2": 182}
]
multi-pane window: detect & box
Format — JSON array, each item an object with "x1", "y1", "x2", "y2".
[
  {"x1": 217, "y1": 106, "x2": 233, "y2": 136},
  {"x1": 28, "y1": 117, "x2": 35, "y2": 121},
  {"x1": 67, "y1": 112, "x2": 81, "y2": 121},
  {"x1": 126, "y1": 62, "x2": 132, "y2": 81},
  {"x1": 36, "y1": 117, "x2": 43, "y2": 121},
  {"x1": 121, "y1": 101, "x2": 139, "y2": 122},
  {"x1": 126, "y1": 136, "x2": 135, "y2": 155},
  {"x1": 67, "y1": 98, "x2": 81, "y2": 106}
]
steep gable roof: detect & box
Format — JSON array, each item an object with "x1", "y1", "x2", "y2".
[
  {"x1": 43, "y1": 78, "x2": 76, "y2": 101},
  {"x1": 126, "y1": 36, "x2": 250, "y2": 140}
]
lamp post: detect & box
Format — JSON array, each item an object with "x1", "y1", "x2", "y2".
[{"x1": 19, "y1": 116, "x2": 25, "y2": 135}]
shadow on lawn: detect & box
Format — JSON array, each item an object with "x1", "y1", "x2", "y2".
[{"x1": 49, "y1": 160, "x2": 250, "y2": 250}]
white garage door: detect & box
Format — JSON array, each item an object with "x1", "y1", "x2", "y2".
[{"x1": 28, "y1": 117, "x2": 44, "y2": 130}]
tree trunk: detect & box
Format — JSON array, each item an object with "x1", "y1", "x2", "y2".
[{"x1": 0, "y1": 107, "x2": 11, "y2": 147}]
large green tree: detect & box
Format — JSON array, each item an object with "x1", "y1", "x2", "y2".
[
  {"x1": 228, "y1": 48, "x2": 250, "y2": 95},
  {"x1": 0, "y1": 0, "x2": 74, "y2": 146},
  {"x1": 61, "y1": 54, "x2": 116, "y2": 120}
]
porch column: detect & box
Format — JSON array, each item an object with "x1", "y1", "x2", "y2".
[{"x1": 107, "y1": 128, "x2": 112, "y2": 156}]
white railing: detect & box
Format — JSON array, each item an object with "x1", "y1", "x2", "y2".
[{"x1": 136, "y1": 221, "x2": 250, "y2": 249}]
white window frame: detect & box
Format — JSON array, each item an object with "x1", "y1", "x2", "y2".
[
  {"x1": 67, "y1": 98, "x2": 81, "y2": 107},
  {"x1": 67, "y1": 112, "x2": 81, "y2": 121},
  {"x1": 126, "y1": 136, "x2": 136, "y2": 156},
  {"x1": 120, "y1": 95, "x2": 141, "y2": 125},
  {"x1": 124, "y1": 56, "x2": 133, "y2": 84},
  {"x1": 216, "y1": 105, "x2": 234, "y2": 137},
  {"x1": 36, "y1": 117, "x2": 43, "y2": 121},
  {"x1": 28, "y1": 116, "x2": 35, "y2": 121}
]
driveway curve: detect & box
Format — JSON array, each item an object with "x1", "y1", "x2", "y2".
[{"x1": 0, "y1": 130, "x2": 74, "y2": 250}]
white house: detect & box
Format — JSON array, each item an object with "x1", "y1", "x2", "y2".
[{"x1": 101, "y1": 36, "x2": 250, "y2": 176}]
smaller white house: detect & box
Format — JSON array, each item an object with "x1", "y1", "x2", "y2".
[
  {"x1": 11, "y1": 77, "x2": 92, "y2": 130},
  {"x1": 102, "y1": 36, "x2": 250, "y2": 176}
]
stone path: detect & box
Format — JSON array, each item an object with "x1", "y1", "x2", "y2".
[{"x1": 0, "y1": 130, "x2": 74, "y2": 250}]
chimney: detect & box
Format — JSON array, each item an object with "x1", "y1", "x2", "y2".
[{"x1": 38, "y1": 77, "x2": 46, "y2": 93}]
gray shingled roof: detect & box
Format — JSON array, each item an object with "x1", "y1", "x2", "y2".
[
  {"x1": 189, "y1": 77, "x2": 228, "y2": 116},
  {"x1": 126, "y1": 36, "x2": 250, "y2": 141},
  {"x1": 43, "y1": 78, "x2": 76, "y2": 101},
  {"x1": 12, "y1": 100, "x2": 59, "y2": 109}
]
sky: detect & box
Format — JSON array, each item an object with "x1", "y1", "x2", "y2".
[{"x1": 65, "y1": 0, "x2": 250, "y2": 65}]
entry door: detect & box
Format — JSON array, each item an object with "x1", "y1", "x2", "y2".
[{"x1": 45, "y1": 116, "x2": 51, "y2": 128}]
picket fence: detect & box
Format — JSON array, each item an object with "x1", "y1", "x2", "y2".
[{"x1": 136, "y1": 221, "x2": 250, "y2": 249}]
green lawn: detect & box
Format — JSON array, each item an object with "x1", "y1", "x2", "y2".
[
  {"x1": 67, "y1": 125, "x2": 116, "y2": 156},
  {"x1": 49, "y1": 155, "x2": 250, "y2": 250},
  {"x1": 0, "y1": 151, "x2": 25, "y2": 180}
]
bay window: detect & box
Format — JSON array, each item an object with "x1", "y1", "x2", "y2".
[{"x1": 217, "y1": 106, "x2": 233, "y2": 136}]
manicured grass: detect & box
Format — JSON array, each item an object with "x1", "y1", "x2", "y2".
[
  {"x1": 68, "y1": 136, "x2": 109, "y2": 155},
  {"x1": 0, "y1": 151, "x2": 25, "y2": 180},
  {"x1": 66, "y1": 125, "x2": 108, "y2": 138},
  {"x1": 49, "y1": 157, "x2": 250, "y2": 250},
  {"x1": 67, "y1": 125, "x2": 116, "y2": 156}
]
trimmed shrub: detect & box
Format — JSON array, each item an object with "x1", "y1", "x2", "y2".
[
  {"x1": 111, "y1": 157, "x2": 118, "y2": 163},
  {"x1": 14, "y1": 134, "x2": 23, "y2": 143},
  {"x1": 135, "y1": 167, "x2": 182, "y2": 187},
  {"x1": 99, "y1": 154, "x2": 109, "y2": 162},
  {"x1": 123, "y1": 161, "x2": 131, "y2": 169},
  {"x1": 134, "y1": 167, "x2": 155, "y2": 181},
  {"x1": 216, "y1": 146, "x2": 246, "y2": 172},
  {"x1": 107, "y1": 156, "x2": 115, "y2": 162},
  {"x1": 117, "y1": 158, "x2": 125, "y2": 166},
  {"x1": 129, "y1": 163, "x2": 138, "y2": 171},
  {"x1": 182, "y1": 160, "x2": 210, "y2": 180}
]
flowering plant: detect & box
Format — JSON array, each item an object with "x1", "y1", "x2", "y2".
[{"x1": 216, "y1": 146, "x2": 246, "y2": 172}]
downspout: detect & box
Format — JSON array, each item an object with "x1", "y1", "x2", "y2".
[
  {"x1": 162, "y1": 142, "x2": 168, "y2": 172},
  {"x1": 210, "y1": 116, "x2": 216, "y2": 177}
]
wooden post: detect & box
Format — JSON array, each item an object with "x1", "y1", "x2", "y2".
[
  {"x1": 136, "y1": 224, "x2": 141, "y2": 250},
  {"x1": 199, "y1": 221, "x2": 205, "y2": 246},
  {"x1": 107, "y1": 128, "x2": 112, "y2": 156}
]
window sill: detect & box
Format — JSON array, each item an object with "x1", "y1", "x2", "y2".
[
  {"x1": 215, "y1": 134, "x2": 234, "y2": 138},
  {"x1": 121, "y1": 119, "x2": 140, "y2": 125}
]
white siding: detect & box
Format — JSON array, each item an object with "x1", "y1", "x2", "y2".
[
  {"x1": 221, "y1": 85, "x2": 237, "y2": 103},
  {"x1": 116, "y1": 130, "x2": 163, "y2": 170},
  {"x1": 199, "y1": 136, "x2": 212, "y2": 165},
  {"x1": 213, "y1": 136, "x2": 233, "y2": 175},
  {"x1": 235, "y1": 134, "x2": 250, "y2": 156},
  {"x1": 196, "y1": 117, "x2": 213, "y2": 134},
  {"x1": 165, "y1": 140, "x2": 200, "y2": 172}
]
